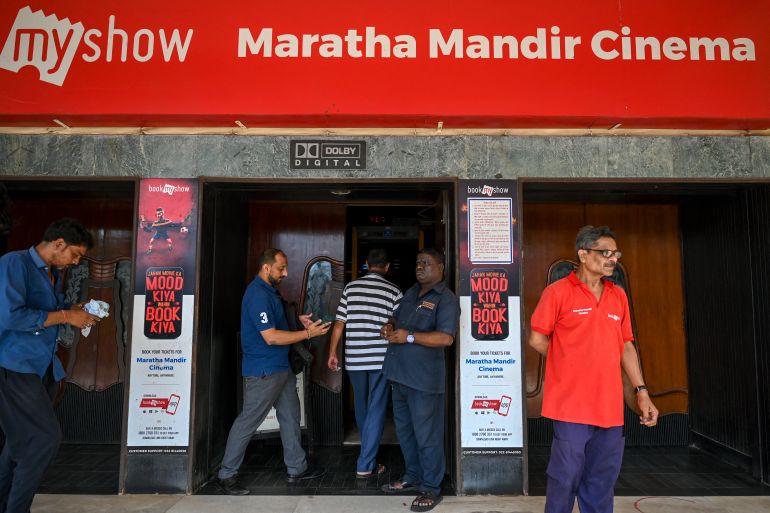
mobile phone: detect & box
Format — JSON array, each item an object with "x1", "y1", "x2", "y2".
[
  {"x1": 497, "y1": 395, "x2": 512, "y2": 416},
  {"x1": 166, "y1": 394, "x2": 180, "y2": 415}
]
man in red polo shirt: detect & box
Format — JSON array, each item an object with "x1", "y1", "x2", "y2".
[{"x1": 529, "y1": 225, "x2": 658, "y2": 513}]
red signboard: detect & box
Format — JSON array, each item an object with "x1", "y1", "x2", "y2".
[{"x1": 0, "y1": 1, "x2": 768, "y2": 128}]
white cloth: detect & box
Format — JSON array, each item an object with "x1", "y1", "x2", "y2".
[{"x1": 81, "y1": 299, "x2": 110, "y2": 337}]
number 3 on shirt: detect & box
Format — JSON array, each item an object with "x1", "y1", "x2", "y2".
[{"x1": 259, "y1": 312, "x2": 269, "y2": 324}]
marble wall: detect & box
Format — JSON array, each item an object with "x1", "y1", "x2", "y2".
[{"x1": 1, "y1": 135, "x2": 769, "y2": 179}]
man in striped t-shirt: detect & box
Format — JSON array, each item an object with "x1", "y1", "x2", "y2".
[{"x1": 328, "y1": 248, "x2": 402, "y2": 478}]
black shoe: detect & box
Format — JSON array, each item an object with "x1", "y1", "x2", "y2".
[
  {"x1": 287, "y1": 465, "x2": 326, "y2": 483},
  {"x1": 217, "y1": 476, "x2": 249, "y2": 495}
]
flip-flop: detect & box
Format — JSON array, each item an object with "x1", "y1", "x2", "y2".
[
  {"x1": 381, "y1": 480, "x2": 417, "y2": 494},
  {"x1": 410, "y1": 492, "x2": 443, "y2": 512},
  {"x1": 356, "y1": 463, "x2": 387, "y2": 479}
]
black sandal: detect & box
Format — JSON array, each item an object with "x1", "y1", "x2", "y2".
[{"x1": 410, "y1": 492, "x2": 443, "y2": 512}]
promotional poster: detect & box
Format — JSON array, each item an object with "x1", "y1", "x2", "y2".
[
  {"x1": 458, "y1": 179, "x2": 523, "y2": 494},
  {"x1": 126, "y1": 178, "x2": 198, "y2": 453}
]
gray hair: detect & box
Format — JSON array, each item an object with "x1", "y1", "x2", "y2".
[{"x1": 575, "y1": 225, "x2": 616, "y2": 260}]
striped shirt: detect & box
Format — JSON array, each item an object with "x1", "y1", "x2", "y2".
[{"x1": 335, "y1": 272, "x2": 402, "y2": 371}]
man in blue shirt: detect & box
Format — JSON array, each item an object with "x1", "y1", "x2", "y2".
[
  {"x1": 217, "y1": 248, "x2": 331, "y2": 495},
  {"x1": 0, "y1": 218, "x2": 100, "y2": 513},
  {"x1": 381, "y1": 248, "x2": 459, "y2": 512}
]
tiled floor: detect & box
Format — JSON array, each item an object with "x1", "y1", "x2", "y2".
[
  {"x1": 38, "y1": 443, "x2": 770, "y2": 497},
  {"x1": 528, "y1": 446, "x2": 770, "y2": 496},
  {"x1": 196, "y1": 443, "x2": 453, "y2": 496},
  {"x1": 39, "y1": 443, "x2": 120, "y2": 494}
]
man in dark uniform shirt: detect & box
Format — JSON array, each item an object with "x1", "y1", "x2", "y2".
[{"x1": 380, "y1": 248, "x2": 459, "y2": 513}]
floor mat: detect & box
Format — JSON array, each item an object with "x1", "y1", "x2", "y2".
[
  {"x1": 39, "y1": 443, "x2": 120, "y2": 494},
  {"x1": 197, "y1": 443, "x2": 454, "y2": 496}
]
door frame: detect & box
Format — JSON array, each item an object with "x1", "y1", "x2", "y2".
[{"x1": 193, "y1": 177, "x2": 459, "y2": 493}]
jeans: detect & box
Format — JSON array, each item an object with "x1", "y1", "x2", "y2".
[{"x1": 348, "y1": 370, "x2": 389, "y2": 473}]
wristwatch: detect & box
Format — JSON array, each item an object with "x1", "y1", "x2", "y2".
[
  {"x1": 634, "y1": 385, "x2": 648, "y2": 394},
  {"x1": 406, "y1": 331, "x2": 415, "y2": 344}
]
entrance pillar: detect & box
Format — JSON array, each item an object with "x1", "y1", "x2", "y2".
[
  {"x1": 121, "y1": 179, "x2": 199, "y2": 492},
  {"x1": 457, "y1": 180, "x2": 525, "y2": 494}
]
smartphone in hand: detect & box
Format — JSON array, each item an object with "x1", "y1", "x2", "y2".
[{"x1": 314, "y1": 314, "x2": 335, "y2": 324}]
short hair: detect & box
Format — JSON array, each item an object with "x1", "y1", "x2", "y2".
[
  {"x1": 156, "y1": 207, "x2": 164, "y2": 213},
  {"x1": 366, "y1": 248, "x2": 389, "y2": 267},
  {"x1": 418, "y1": 248, "x2": 445, "y2": 267},
  {"x1": 575, "y1": 225, "x2": 616, "y2": 260},
  {"x1": 257, "y1": 248, "x2": 286, "y2": 269},
  {"x1": 42, "y1": 218, "x2": 94, "y2": 249}
]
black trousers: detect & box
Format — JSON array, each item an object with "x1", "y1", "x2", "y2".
[{"x1": 0, "y1": 367, "x2": 61, "y2": 513}]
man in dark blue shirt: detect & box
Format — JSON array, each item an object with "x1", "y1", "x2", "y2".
[
  {"x1": 381, "y1": 248, "x2": 459, "y2": 512},
  {"x1": 0, "y1": 218, "x2": 100, "y2": 513},
  {"x1": 217, "y1": 248, "x2": 331, "y2": 495}
]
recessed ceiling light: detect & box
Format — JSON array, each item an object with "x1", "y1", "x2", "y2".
[{"x1": 330, "y1": 189, "x2": 351, "y2": 196}]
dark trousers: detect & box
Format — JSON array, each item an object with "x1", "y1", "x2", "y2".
[
  {"x1": 218, "y1": 371, "x2": 306, "y2": 479},
  {"x1": 391, "y1": 382, "x2": 445, "y2": 495},
  {"x1": 0, "y1": 367, "x2": 62, "y2": 513},
  {"x1": 545, "y1": 420, "x2": 624, "y2": 513},
  {"x1": 348, "y1": 370, "x2": 389, "y2": 473}
]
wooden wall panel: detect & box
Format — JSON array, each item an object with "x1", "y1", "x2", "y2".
[
  {"x1": 585, "y1": 204, "x2": 688, "y2": 415},
  {"x1": 522, "y1": 203, "x2": 585, "y2": 416},
  {"x1": 6, "y1": 197, "x2": 134, "y2": 260},
  {"x1": 247, "y1": 203, "x2": 346, "y2": 305},
  {"x1": 522, "y1": 202, "x2": 688, "y2": 417},
  {"x1": 2, "y1": 187, "x2": 135, "y2": 445}
]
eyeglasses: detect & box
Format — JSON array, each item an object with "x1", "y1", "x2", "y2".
[{"x1": 583, "y1": 248, "x2": 622, "y2": 259}]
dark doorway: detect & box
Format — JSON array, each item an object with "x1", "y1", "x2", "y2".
[
  {"x1": 521, "y1": 180, "x2": 770, "y2": 494},
  {"x1": 0, "y1": 178, "x2": 137, "y2": 495},
  {"x1": 194, "y1": 180, "x2": 458, "y2": 495}
]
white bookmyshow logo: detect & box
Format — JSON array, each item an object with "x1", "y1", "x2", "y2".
[
  {"x1": 148, "y1": 184, "x2": 190, "y2": 196},
  {"x1": 467, "y1": 185, "x2": 509, "y2": 196},
  {"x1": 0, "y1": 6, "x2": 193, "y2": 86}
]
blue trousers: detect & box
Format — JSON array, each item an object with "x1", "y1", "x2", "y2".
[
  {"x1": 348, "y1": 370, "x2": 389, "y2": 473},
  {"x1": 0, "y1": 367, "x2": 62, "y2": 513},
  {"x1": 545, "y1": 421, "x2": 625, "y2": 513},
  {"x1": 391, "y1": 382, "x2": 445, "y2": 495}
]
